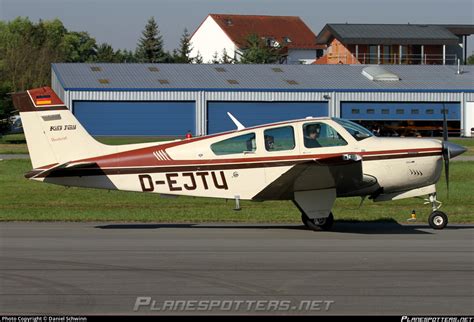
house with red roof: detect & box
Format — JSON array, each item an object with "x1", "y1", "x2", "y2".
[{"x1": 190, "y1": 14, "x2": 324, "y2": 64}]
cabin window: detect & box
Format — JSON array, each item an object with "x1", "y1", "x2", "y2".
[
  {"x1": 426, "y1": 109, "x2": 434, "y2": 115},
  {"x1": 411, "y1": 109, "x2": 419, "y2": 115},
  {"x1": 264, "y1": 126, "x2": 295, "y2": 152},
  {"x1": 396, "y1": 109, "x2": 404, "y2": 114},
  {"x1": 211, "y1": 133, "x2": 256, "y2": 155},
  {"x1": 367, "y1": 108, "x2": 375, "y2": 114},
  {"x1": 303, "y1": 122, "x2": 348, "y2": 148},
  {"x1": 382, "y1": 109, "x2": 389, "y2": 114},
  {"x1": 351, "y1": 109, "x2": 360, "y2": 114}
]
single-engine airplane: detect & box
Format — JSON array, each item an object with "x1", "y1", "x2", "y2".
[{"x1": 12, "y1": 87, "x2": 467, "y2": 230}]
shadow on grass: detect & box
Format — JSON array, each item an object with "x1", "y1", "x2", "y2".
[{"x1": 94, "y1": 219, "x2": 474, "y2": 234}]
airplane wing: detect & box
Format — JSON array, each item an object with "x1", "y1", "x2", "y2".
[{"x1": 252, "y1": 154, "x2": 378, "y2": 201}]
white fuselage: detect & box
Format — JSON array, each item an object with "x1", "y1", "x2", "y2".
[{"x1": 33, "y1": 118, "x2": 443, "y2": 202}]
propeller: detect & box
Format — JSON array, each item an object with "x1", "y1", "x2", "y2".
[{"x1": 441, "y1": 104, "x2": 467, "y2": 198}]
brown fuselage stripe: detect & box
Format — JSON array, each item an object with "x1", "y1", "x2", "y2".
[
  {"x1": 30, "y1": 151, "x2": 442, "y2": 178},
  {"x1": 362, "y1": 151, "x2": 442, "y2": 161}
]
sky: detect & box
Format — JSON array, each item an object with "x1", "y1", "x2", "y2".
[{"x1": 1, "y1": 0, "x2": 473, "y2": 54}]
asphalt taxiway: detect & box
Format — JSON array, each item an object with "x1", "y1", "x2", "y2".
[{"x1": 0, "y1": 222, "x2": 473, "y2": 315}]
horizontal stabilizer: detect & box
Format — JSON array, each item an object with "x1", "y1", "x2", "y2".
[{"x1": 25, "y1": 162, "x2": 98, "y2": 179}]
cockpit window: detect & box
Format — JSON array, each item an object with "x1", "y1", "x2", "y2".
[
  {"x1": 264, "y1": 126, "x2": 295, "y2": 152},
  {"x1": 303, "y1": 122, "x2": 347, "y2": 148},
  {"x1": 333, "y1": 118, "x2": 373, "y2": 141},
  {"x1": 211, "y1": 133, "x2": 256, "y2": 155}
]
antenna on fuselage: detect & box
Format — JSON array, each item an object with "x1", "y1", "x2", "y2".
[{"x1": 227, "y1": 112, "x2": 245, "y2": 130}]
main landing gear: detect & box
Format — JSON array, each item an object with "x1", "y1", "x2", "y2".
[
  {"x1": 293, "y1": 189, "x2": 337, "y2": 232},
  {"x1": 425, "y1": 193, "x2": 448, "y2": 230},
  {"x1": 301, "y1": 212, "x2": 334, "y2": 231}
]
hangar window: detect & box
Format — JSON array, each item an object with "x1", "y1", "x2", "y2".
[
  {"x1": 396, "y1": 109, "x2": 404, "y2": 114},
  {"x1": 227, "y1": 79, "x2": 239, "y2": 85},
  {"x1": 367, "y1": 109, "x2": 375, "y2": 114},
  {"x1": 285, "y1": 79, "x2": 298, "y2": 85},
  {"x1": 211, "y1": 133, "x2": 256, "y2": 155},
  {"x1": 411, "y1": 109, "x2": 419, "y2": 115},
  {"x1": 426, "y1": 109, "x2": 434, "y2": 115},
  {"x1": 215, "y1": 67, "x2": 226, "y2": 72},
  {"x1": 351, "y1": 109, "x2": 360, "y2": 114},
  {"x1": 158, "y1": 79, "x2": 170, "y2": 84},
  {"x1": 382, "y1": 109, "x2": 389, "y2": 114},
  {"x1": 98, "y1": 79, "x2": 109, "y2": 84},
  {"x1": 272, "y1": 67, "x2": 284, "y2": 73},
  {"x1": 90, "y1": 66, "x2": 101, "y2": 72},
  {"x1": 264, "y1": 126, "x2": 295, "y2": 152},
  {"x1": 148, "y1": 67, "x2": 159, "y2": 72}
]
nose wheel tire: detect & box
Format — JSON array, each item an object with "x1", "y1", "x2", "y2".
[
  {"x1": 301, "y1": 212, "x2": 334, "y2": 231},
  {"x1": 428, "y1": 211, "x2": 448, "y2": 230}
]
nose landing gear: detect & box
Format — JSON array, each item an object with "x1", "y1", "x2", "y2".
[{"x1": 425, "y1": 193, "x2": 448, "y2": 230}]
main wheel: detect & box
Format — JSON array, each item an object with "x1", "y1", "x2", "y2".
[
  {"x1": 301, "y1": 212, "x2": 334, "y2": 231},
  {"x1": 428, "y1": 211, "x2": 448, "y2": 230}
]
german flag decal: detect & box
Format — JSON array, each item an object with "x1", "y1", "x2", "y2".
[{"x1": 36, "y1": 95, "x2": 52, "y2": 106}]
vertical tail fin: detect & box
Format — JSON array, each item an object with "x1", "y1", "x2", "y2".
[{"x1": 12, "y1": 87, "x2": 109, "y2": 168}]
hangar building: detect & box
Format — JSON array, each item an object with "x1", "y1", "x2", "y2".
[{"x1": 51, "y1": 63, "x2": 474, "y2": 137}]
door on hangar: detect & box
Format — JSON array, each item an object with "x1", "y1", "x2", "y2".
[
  {"x1": 73, "y1": 101, "x2": 196, "y2": 136},
  {"x1": 207, "y1": 101, "x2": 328, "y2": 134},
  {"x1": 341, "y1": 102, "x2": 461, "y2": 136}
]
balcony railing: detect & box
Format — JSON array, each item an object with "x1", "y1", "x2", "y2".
[{"x1": 326, "y1": 53, "x2": 459, "y2": 65}]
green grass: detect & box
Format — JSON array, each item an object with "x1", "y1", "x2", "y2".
[
  {"x1": 452, "y1": 138, "x2": 474, "y2": 156},
  {"x1": 0, "y1": 159, "x2": 473, "y2": 223},
  {"x1": 0, "y1": 134, "x2": 28, "y2": 153}
]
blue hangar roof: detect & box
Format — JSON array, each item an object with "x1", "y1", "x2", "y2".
[{"x1": 52, "y1": 63, "x2": 474, "y2": 92}]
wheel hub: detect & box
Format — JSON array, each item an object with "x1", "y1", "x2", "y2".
[
  {"x1": 434, "y1": 215, "x2": 444, "y2": 226},
  {"x1": 316, "y1": 218, "x2": 326, "y2": 225}
]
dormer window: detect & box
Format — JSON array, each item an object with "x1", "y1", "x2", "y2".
[{"x1": 265, "y1": 37, "x2": 279, "y2": 47}]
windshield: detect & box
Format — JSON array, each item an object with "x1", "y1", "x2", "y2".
[{"x1": 333, "y1": 118, "x2": 373, "y2": 141}]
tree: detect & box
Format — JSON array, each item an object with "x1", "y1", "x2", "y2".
[
  {"x1": 95, "y1": 43, "x2": 117, "y2": 62},
  {"x1": 136, "y1": 17, "x2": 166, "y2": 63},
  {"x1": 0, "y1": 17, "x2": 70, "y2": 124},
  {"x1": 61, "y1": 31, "x2": 97, "y2": 62},
  {"x1": 193, "y1": 51, "x2": 203, "y2": 64},
  {"x1": 173, "y1": 28, "x2": 193, "y2": 63},
  {"x1": 238, "y1": 34, "x2": 282, "y2": 64},
  {"x1": 467, "y1": 54, "x2": 474, "y2": 65},
  {"x1": 220, "y1": 48, "x2": 234, "y2": 64},
  {"x1": 210, "y1": 51, "x2": 220, "y2": 64},
  {"x1": 0, "y1": 17, "x2": 105, "y2": 123}
]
